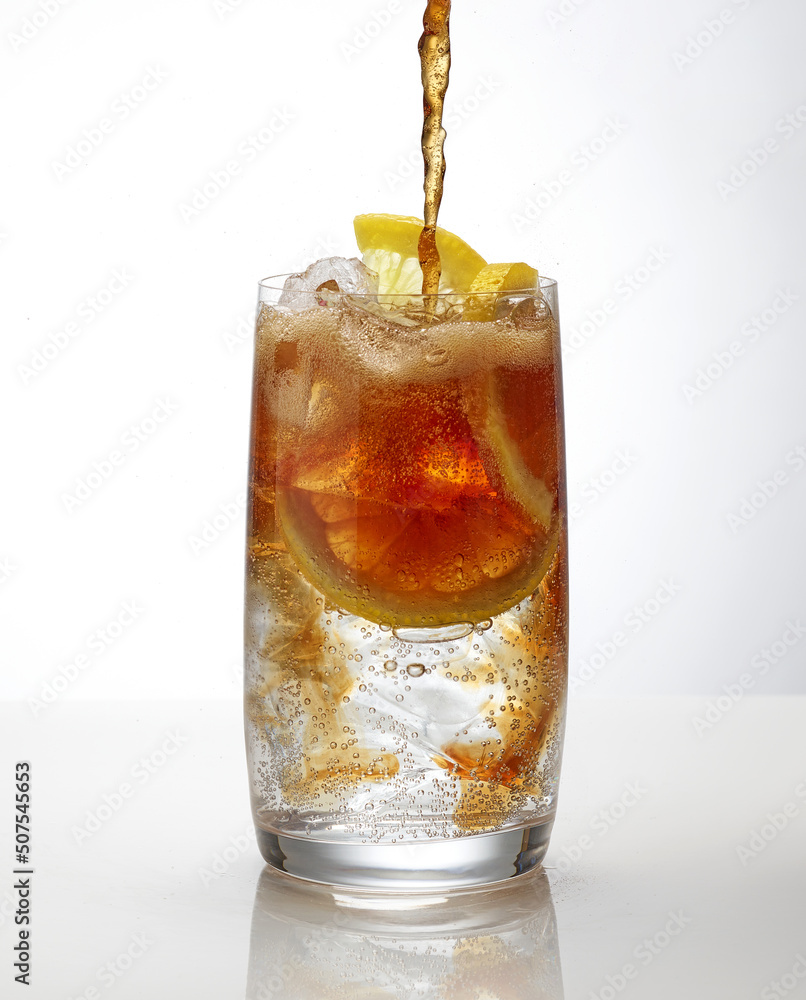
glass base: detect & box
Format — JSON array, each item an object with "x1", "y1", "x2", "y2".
[{"x1": 255, "y1": 820, "x2": 554, "y2": 890}]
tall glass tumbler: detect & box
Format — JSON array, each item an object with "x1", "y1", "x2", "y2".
[{"x1": 244, "y1": 277, "x2": 568, "y2": 889}]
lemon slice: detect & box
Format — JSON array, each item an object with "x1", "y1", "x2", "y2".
[
  {"x1": 274, "y1": 377, "x2": 558, "y2": 627},
  {"x1": 463, "y1": 364, "x2": 557, "y2": 532},
  {"x1": 354, "y1": 213, "x2": 486, "y2": 295},
  {"x1": 276, "y1": 486, "x2": 559, "y2": 627},
  {"x1": 475, "y1": 391, "x2": 555, "y2": 530},
  {"x1": 462, "y1": 263, "x2": 552, "y2": 528},
  {"x1": 465, "y1": 262, "x2": 539, "y2": 321}
]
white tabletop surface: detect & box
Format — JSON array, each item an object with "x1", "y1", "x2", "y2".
[{"x1": 5, "y1": 696, "x2": 805, "y2": 999}]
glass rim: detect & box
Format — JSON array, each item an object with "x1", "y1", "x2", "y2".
[{"x1": 258, "y1": 273, "x2": 557, "y2": 297}]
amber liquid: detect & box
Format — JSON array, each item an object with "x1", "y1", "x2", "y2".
[{"x1": 418, "y1": 0, "x2": 451, "y2": 304}]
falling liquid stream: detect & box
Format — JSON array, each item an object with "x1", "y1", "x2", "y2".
[{"x1": 418, "y1": 0, "x2": 451, "y2": 316}]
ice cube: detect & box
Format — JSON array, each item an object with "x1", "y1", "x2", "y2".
[
  {"x1": 494, "y1": 291, "x2": 550, "y2": 323},
  {"x1": 279, "y1": 257, "x2": 378, "y2": 309}
]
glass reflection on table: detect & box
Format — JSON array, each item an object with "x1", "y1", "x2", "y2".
[{"x1": 246, "y1": 866, "x2": 564, "y2": 999}]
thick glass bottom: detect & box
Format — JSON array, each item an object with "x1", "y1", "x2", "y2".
[{"x1": 256, "y1": 819, "x2": 554, "y2": 890}]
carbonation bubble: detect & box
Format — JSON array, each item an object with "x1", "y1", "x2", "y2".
[
  {"x1": 425, "y1": 348, "x2": 448, "y2": 365},
  {"x1": 393, "y1": 623, "x2": 473, "y2": 642},
  {"x1": 384, "y1": 659, "x2": 398, "y2": 672},
  {"x1": 407, "y1": 663, "x2": 426, "y2": 677}
]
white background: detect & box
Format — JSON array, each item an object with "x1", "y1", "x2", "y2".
[
  {"x1": 3, "y1": 0, "x2": 805, "y2": 707},
  {"x1": 2, "y1": 6, "x2": 805, "y2": 998}
]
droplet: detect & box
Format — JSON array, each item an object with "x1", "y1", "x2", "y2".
[
  {"x1": 395, "y1": 694, "x2": 404, "y2": 702},
  {"x1": 384, "y1": 659, "x2": 398, "y2": 672},
  {"x1": 407, "y1": 663, "x2": 425, "y2": 677},
  {"x1": 358, "y1": 683, "x2": 367, "y2": 692}
]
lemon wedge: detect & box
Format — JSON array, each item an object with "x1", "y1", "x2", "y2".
[
  {"x1": 465, "y1": 262, "x2": 539, "y2": 321},
  {"x1": 354, "y1": 213, "x2": 486, "y2": 295}
]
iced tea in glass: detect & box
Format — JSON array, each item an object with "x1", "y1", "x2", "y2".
[{"x1": 244, "y1": 275, "x2": 567, "y2": 888}]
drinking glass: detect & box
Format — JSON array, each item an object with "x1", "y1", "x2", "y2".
[{"x1": 244, "y1": 276, "x2": 568, "y2": 889}]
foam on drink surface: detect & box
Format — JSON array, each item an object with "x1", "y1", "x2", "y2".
[{"x1": 256, "y1": 299, "x2": 555, "y2": 390}]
